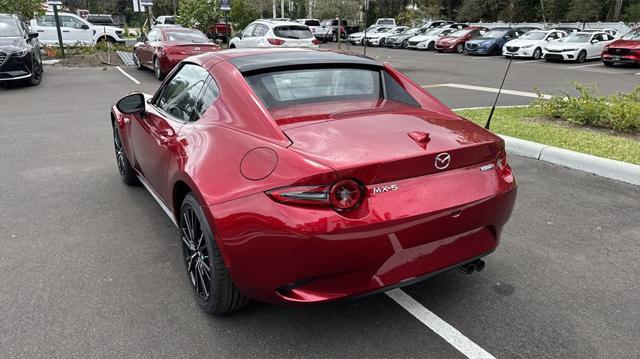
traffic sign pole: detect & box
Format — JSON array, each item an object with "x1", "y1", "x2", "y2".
[{"x1": 52, "y1": 4, "x2": 65, "y2": 58}]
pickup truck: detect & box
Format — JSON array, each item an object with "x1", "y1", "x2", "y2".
[
  {"x1": 316, "y1": 19, "x2": 359, "y2": 42},
  {"x1": 206, "y1": 23, "x2": 233, "y2": 43}
]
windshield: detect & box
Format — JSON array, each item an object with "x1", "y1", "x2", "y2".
[
  {"x1": 165, "y1": 30, "x2": 209, "y2": 42},
  {"x1": 274, "y1": 25, "x2": 313, "y2": 39},
  {"x1": 621, "y1": 29, "x2": 640, "y2": 40},
  {"x1": 560, "y1": 33, "x2": 592, "y2": 43},
  {"x1": 305, "y1": 20, "x2": 320, "y2": 26},
  {"x1": 421, "y1": 28, "x2": 441, "y2": 36},
  {"x1": 483, "y1": 29, "x2": 509, "y2": 38},
  {"x1": 402, "y1": 27, "x2": 420, "y2": 35},
  {"x1": 0, "y1": 19, "x2": 21, "y2": 37},
  {"x1": 450, "y1": 29, "x2": 472, "y2": 38},
  {"x1": 519, "y1": 31, "x2": 546, "y2": 40},
  {"x1": 378, "y1": 19, "x2": 394, "y2": 25}
]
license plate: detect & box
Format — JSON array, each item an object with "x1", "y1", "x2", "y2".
[{"x1": 613, "y1": 55, "x2": 621, "y2": 61}]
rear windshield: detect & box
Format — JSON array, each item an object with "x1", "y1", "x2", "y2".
[
  {"x1": 246, "y1": 68, "x2": 419, "y2": 109},
  {"x1": 378, "y1": 19, "x2": 394, "y2": 25},
  {"x1": 165, "y1": 30, "x2": 209, "y2": 42},
  {"x1": 274, "y1": 25, "x2": 313, "y2": 39},
  {"x1": 305, "y1": 20, "x2": 320, "y2": 26}
]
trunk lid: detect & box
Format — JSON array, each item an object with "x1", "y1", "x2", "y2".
[
  {"x1": 165, "y1": 43, "x2": 219, "y2": 55},
  {"x1": 273, "y1": 100, "x2": 503, "y2": 184}
]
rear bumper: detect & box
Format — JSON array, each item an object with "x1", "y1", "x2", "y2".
[{"x1": 208, "y1": 161, "x2": 517, "y2": 304}]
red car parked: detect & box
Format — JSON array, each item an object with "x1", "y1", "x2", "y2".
[
  {"x1": 133, "y1": 27, "x2": 220, "y2": 80},
  {"x1": 601, "y1": 28, "x2": 640, "y2": 67},
  {"x1": 435, "y1": 26, "x2": 488, "y2": 53},
  {"x1": 111, "y1": 49, "x2": 517, "y2": 315}
]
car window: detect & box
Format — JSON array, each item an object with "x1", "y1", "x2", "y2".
[
  {"x1": 36, "y1": 15, "x2": 56, "y2": 27},
  {"x1": 253, "y1": 24, "x2": 269, "y2": 37},
  {"x1": 155, "y1": 64, "x2": 210, "y2": 122},
  {"x1": 165, "y1": 30, "x2": 209, "y2": 42},
  {"x1": 60, "y1": 16, "x2": 86, "y2": 29},
  {"x1": 147, "y1": 29, "x2": 159, "y2": 41},
  {"x1": 194, "y1": 76, "x2": 220, "y2": 120},
  {"x1": 243, "y1": 24, "x2": 256, "y2": 38},
  {"x1": 305, "y1": 20, "x2": 320, "y2": 26},
  {"x1": 273, "y1": 25, "x2": 313, "y2": 39},
  {"x1": 0, "y1": 18, "x2": 21, "y2": 37}
]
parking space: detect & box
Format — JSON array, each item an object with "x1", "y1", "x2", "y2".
[{"x1": 1, "y1": 49, "x2": 639, "y2": 358}]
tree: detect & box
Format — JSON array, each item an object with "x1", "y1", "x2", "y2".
[
  {"x1": 565, "y1": 0, "x2": 602, "y2": 22},
  {"x1": 0, "y1": 0, "x2": 46, "y2": 19},
  {"x1": 178, "y1": 0, "x2": 219, "y2": 32},
  {"x1": 230, "y1": 0, "x2": 260, "y2": 30},
  {"x1": 623, "y1": 2, "x2": 640, "y2": 22}
]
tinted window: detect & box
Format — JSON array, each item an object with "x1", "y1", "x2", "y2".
[
  {"x1": 60, "y1": 16, "x2": 86, "y2": 29},
  {"x1": 383, "y1": 72, "x2": 419, "y2": 107},
  {"x1": 163, "y1": 17, "x2": 176, "y2": 24},
  {"x1": 164, "y1": 30, "x2": 209, "y2": 42},
  {"x1": 0, "y1": 19, "x2": 21, "y2": 37},
  {"x1": 194, "y1": 77, "x2": 220, "y2": 119},
  {"x1": 155, "y1": 64, "x2": 209, "y2": 122},
  {"x1": 247, "y1": 68, "x2": 380, "y2": 109},
  {"x1": 273, "y1": 25, "x2": 313, "y2": 39},
  {"x1": 304, "y1": 20, "x2": 320, "y2": 26}
]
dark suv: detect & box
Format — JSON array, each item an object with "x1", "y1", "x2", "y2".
[{"x1": 0, "y1": 14, "x2": 43, "y2": 86}]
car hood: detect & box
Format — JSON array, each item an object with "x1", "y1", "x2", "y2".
[
  {"x1": 349, "y1": 32, "x2": 364, "y2": 37},
  {"x1": 545, "y1": 41, "x2": 585, "y2": 50},
  {"x1": 0, "y1": 37, "x2": 27, "y2": 52},
  {"x1": 608, "y1": 39, "x2": 640, "y2": 49},
  {"x1": 505, "y1": 39, "x2": 543, "y2": 47},
  {"x1": 367, "y1": 33, "x2": 389, "y2": 39},
  {"x1": 388, "y1": 33, "x2": 412, "y2": 41},
  {"x1": 438, "y1": 36, "x2": 461, "y2": 43},
  {"x1": 408, "y1": 35, "x2": 434, "y2": 42},
  {"x1": 467, "y1": 37, "x2": 497, "y2": 44}
]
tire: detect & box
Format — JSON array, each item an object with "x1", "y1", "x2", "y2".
[
  {"x1": 428, "y1": 41, "x2": 435, "y2": 51},
  {"x1": 379, "y1": 38, "x2": 385, "y2": 47},
  {"x1": 133, "y1": 52, "x2": 143, "y2": 70},
  {"x1": 603, "y1": 60, "x2": 614, "y2": 67},
  {"x1": 112, "y1": 123, "x2": 139, "y2": 186},
  {"x1": 456, "y1": 43, "x2": 464, "y2": 53},
  {"x1": 97, "y1": 36, "x2": 116, "y2": 44},
  {"x1": 331, "y1": 32, "x2": 337, "y2": 42},
  {"x1": 576, "y1": 50, "x2": 587, "y2": 63},
  {"x1": 180, "y1": 193, "x2": 249, "y2": 315},
  {"x1": 401, "y1": 39, "x2": 408, "y2": 48},
  {"x1": 229, "y1": 43, "x2": 236, "y2": 48},
  {"x1": 360, "y1": 38, "x2": 365, "y2": 46},
  {"x1": 27, "y1": 49, "x2": 43, "y2": 86},
  {"x1": 490, "y1": 46, "x2": 499, "y2": 56},
  {"x1": 153, "y1": 57, "x2": 165, "y2": 81},
  {"x1": 532, "y1": 47, "x2": 542, "y2": 60}
]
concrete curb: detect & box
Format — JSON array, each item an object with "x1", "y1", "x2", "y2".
[{"x1": 500, "y1": 135, "x2": 640, "y2": 186}]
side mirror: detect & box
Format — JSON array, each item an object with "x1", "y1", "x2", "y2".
[
  {"x1": 237, "y1": 31, "x2": 243, "y2": 39},
  {"x1": 591, "y1": 39, "x2": 599, "y2": 44},
  {"x1": 117, "y1": 93, "x2": 146, "y2": 114},
  {"x1": 81, "y1": 24, "x2": 90, "y2": 30},
  {"x1": 28, "y1": 31, "x2": 38, "y2": 39}
]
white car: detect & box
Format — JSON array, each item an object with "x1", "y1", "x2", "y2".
[
  {"x1": 296, "y1": 19, "x2": 322, "y2": 36},
  {"x1": 407, "y1": 28, "x2": 456, "y2": 50},
  {"x1": 229, "y1": 20, "x2": 318, "y2": 48},
  {"x1": 503, "y1": 30, "x2": 567, "y2": 59},
  {"x1": 30, "y1": 12, "x2": 125, "y2": 45},
  {"x1": 365, "y1": 26, "x2": 407, "y2": 47},
  {"x1": 348, "y1": 26, "x2": 387, "y2": 45},
  {"x1": 581, "y1": 28, "x2": 619, "y2": 38},
  {"x1": 153, "y1": 16, "x2": 176, "y2": 26},
  {"x1": 543, "y1": 31, "x2": 615, "y2": 62},
  {"x1": 375, "y1": 18, "x2": 396, "y2": 26}
]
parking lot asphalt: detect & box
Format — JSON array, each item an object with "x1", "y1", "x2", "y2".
[{"x1": 0, "y1": 58, "x2": 639, "y2": 358}]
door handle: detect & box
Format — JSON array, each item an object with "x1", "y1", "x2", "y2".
[
  {"x1": 62, "y1": 30, "x2": 70, "y2": 33},
  {"x1": 157, "y1": 129, "x2": 175, "y2": 145},
  {"x1": 37, "y1": 30, "x2": 44, "y2": 32}
]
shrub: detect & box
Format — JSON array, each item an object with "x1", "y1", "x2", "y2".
[{"x1": 534, "y1": 82, "x2": 640, "y2": 134}]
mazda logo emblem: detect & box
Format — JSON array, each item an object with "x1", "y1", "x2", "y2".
[
  {"x1": 194, "y1": 47, "x2": 201, "y2": 51},
  {"x1": 435, "y1": 153, "x2": 451, "y2": 170}
]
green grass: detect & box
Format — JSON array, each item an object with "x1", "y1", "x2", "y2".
[{"x1": 456, "y1": 107, "x2": 640, "y2": 165}]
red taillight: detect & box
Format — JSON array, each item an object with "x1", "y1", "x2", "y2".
[
  {"x1": 267, "y1": 179, "x2": 364, "y2": 212},
  {"x1": 312, "y1": 38, "x2": 320, "y2": 45},
  {"x1": 267, "y1": 38, "x2": 285, "y2": 45}
]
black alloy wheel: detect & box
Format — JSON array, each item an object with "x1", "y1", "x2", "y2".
[
  {"x1": 456, "y1": 43, "x2": 464, "y2": 53},
  {"x1": 532, "y1": 47, "x2": 542, "y2": 60},
  {"x1": 428, "y1": 41, "x2": 435, "y2": 50},
  {"x1": 28, "y1": 51, "x2": 43, "y2": 86},
  {"x1": 179, "y1": 194, "x2": 249, "y2": 315},
  {"x1": 401, "y1": 39, "x2": 408, "y2": 48},
  {"x1": 379, "y1": 38, "x2": 385, "y2": 47},
  {"x1": 577, "y1": 50, "x2": 587, "y2": 63}
]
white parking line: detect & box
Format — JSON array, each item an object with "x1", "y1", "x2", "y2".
[
  {"x1": 423, "y1": 83, "x2": 552, "y2": 99},
  {"x1": 567, "y1": 63, "x2": 602, "y2": 69},
  {"x1": 387, "y1": 289, "x2": 495, "y2": 359},
  {"x1": 116, "y1": 66, "x2": 141, "y2": 85}
]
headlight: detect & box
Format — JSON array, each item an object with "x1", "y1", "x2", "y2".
[
  {"x1": 482, "y1": 41, "x2": 492, "y2": 46},
  {"x1": 12, "y1": 48, "x2": 28, "y2": 57},
  {"x1": 521, "y1": 44, "x2": 534, "y2": 49},
  {"x1": 562, "y1": 48, "x2": 578, "y2": 52}
]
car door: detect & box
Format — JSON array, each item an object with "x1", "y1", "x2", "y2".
[
  {"x1": 251, "y1": 24, "x2": 269, "y2": 47},
  {"x1": 129, "y1": 63, "x2": 210, "y2": 201},
  {"x1": 139, "y1": 29, "x2": 159, "y2": 66},
  {"x1": 237, "y1": 24, "x2": 256, "y2": 47},
  {"x1": 59, "y1": 15, "x2": 93, "y2": 44},
  {"x1": 588, "y1": 34, "x2": 605, "y2": 57},
  {"x1": 31, "y1": 16, "x2": 58, "y2": 45}
]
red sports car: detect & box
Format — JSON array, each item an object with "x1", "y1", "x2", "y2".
[
  {"x1": 601, "y1": 27, "x2": 640, "y2": 67},
  {"x1": 435, "y1": 27, "x2": 488, "y2": 53},
  {"x1": 111, "y1": 49, "x2": 517, "y2": 315},
  {"x1": 133, "y1": 27, "x2": 220, "y2": 80}
]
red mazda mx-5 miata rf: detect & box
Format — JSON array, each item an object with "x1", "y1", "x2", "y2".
[{"x1": 111, "y1": 49, "x2": 517, "y2": 315}]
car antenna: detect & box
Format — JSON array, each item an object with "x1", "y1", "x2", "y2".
[{"x1": 485, "y1": 55, "x2": 514, "y2": 129}]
